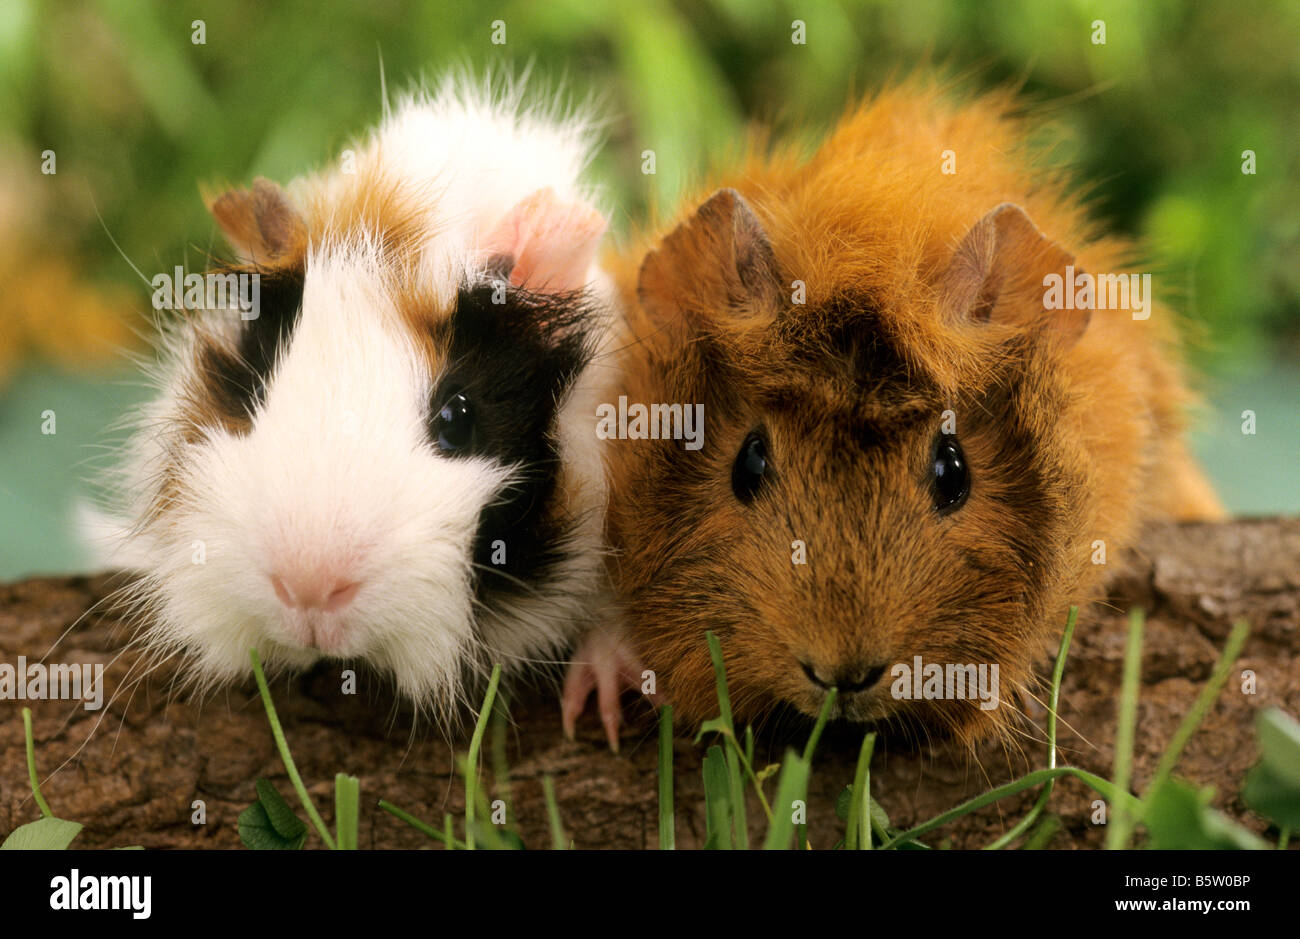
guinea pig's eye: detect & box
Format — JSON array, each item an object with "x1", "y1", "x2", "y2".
[
  {"x1": 433, "y1": 391, "x2": 474, "y2": 453},
  {"x1": 731, "y1": 433, "x2": 769, "y2": 503},
  {"x1": 931, "y1": 435, "x2": 970, "y2": 513}
]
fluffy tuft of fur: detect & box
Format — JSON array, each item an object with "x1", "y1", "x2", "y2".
[
  {"x1": 600, "y1": 78, "x2": 1223, "y2": 748},
  {"x1": 86, "y1": 74, "x2": 615, "y2": 728}
]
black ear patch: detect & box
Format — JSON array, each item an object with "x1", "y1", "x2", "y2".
[
  {"x1": 482, "y1": 253, "x2": 515, "y2": 282},
  {"x1": 196, "y1": 266, "x2": 305, "y2": 433},
  {"x1": 431, "y1": 280, "x2": 597, "y2": 598}
]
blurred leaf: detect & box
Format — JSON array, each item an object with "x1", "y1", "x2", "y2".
[
  {"x1": 1254, "y1": 708, "x2": 1300, "y2": 786},
  {"x1": 0, "y1": 816, "x2": 82, "y2": 850},
  {"x1": 1143, "y1": 778, "x2": 1268, "y2": 850},
  {"x1": 1242, "y1": 709, "x2": 1300, "y2": 829},
  {"x1": 835, "y1": 784, "x2": 851, "y2": 822},
  {"x1": 612, "y1": 0, "x2": 742, "y2": 206},
  {"x1": 1242, "y1": 762, "x2": 1300, "y2": 830},
  {"x1": 98, "y1": 0, "x2": 218, "y2": 137},
  {"x1": 870, "y1": 796, "x2": 891, "y2": 832}
]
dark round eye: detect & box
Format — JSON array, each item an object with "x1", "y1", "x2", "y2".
[
  {"x1": 932, "y1": 435, "x2": 970, "y2": 513},
  {"x1": 434, "y1": 391, "x2": 474, "y2": 453},
  {"x1": 732, "y1": 433, "x2": 769, "y2": 503}
]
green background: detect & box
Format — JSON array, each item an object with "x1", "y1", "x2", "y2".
[{"x1": 1, "y1": 0, "x2": 1297, "y2": 577}]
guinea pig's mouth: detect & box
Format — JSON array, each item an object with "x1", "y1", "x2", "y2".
[
  {"x1": 798, "y1": 687, "x2": 893, "y2": 724},
  {"x1": 793, "y1": 660, "x2": 892, "y2": 722},
  {"x1": 795, "y1": 654, "x2": 1008, "y2": 727},
  {"x1": 275, "y1": 607, "x2": 354, "y2": 656}
]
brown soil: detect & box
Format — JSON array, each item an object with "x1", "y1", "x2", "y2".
[{"x1": 1, "y1": 519, "x2": 1297, "y2": 849}]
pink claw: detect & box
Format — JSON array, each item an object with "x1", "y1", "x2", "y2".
[{"x1": 561, "y1": 625, "x2": 650, "y2": 753}]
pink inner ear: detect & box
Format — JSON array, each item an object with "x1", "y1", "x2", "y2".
[{"x1": 482, "y1": 188, "x2": 606, "y2": 293}]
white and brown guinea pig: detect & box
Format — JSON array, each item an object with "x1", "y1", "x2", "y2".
[
  {"x1": 566, "y1": 80, "x2": 1225, "y2": 749},
  {"x1": 84, "y1": 76, "x2": 615, "y2": 725}
]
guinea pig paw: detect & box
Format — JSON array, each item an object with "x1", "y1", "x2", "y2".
[{"x1": 561, "y1": 630, "x2": 647, "y2": 754}]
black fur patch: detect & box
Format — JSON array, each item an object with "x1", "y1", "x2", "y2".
[
  {"x1": 196, "y1": 267, "x2": 305, "y2": 431},
  {"x1": 968, "y1": 352, "x2": 1060, "y2": 602},
  {"x1": 430, "y1": 281, "x2": 596, "y2": 600}
]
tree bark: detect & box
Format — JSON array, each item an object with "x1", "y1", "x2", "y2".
[{"x1": 2, "y1": 519, "x2": 1297, "y2": 849}]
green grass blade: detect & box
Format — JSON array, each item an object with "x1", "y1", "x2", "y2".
[
  {"x1": 377, "y1": 800, "x2": 465, "y2": 849},
  {"x1": 22, "y1": 708, "x2": 53, "y2": 819},
  {"x1": 1147, "y1": 619, "x2": 1250, "y2": 797},
  {"x1": 705, "y1": 631, "x2": 734, "y2": 731},
  {"x1": 249, "y1": 648, "x2": 335, "y2": 849},
  {"x1": 491, "y1": 689, "x2": 512, "y2": 810},
  {"x1": 658, "y1": 705, "x2": 675, "y2": 850},
  {"x1": 464, "y1": 664, "x2": 502, "y2": 851},
  {"x1": 335, "y1": 773, "x2": 360, "y2": 850},
  {"x1": 1022, "y1": 815, "x2": 1061, "y2": 850},
  {"x1": 762, "y1": 751, "x2": 810, "y2": 850},
  {"x1": 879, "y1": 766, "x2": 1141, "y2": 849},
  {"x1": 764, "y1": 686, "x2": 840, "y2": 851},
  {"x1": 1106, "y1": 607, "x2": 1144, "y2": 850},
  {"x1": 702, "y1": 633, "x2": 774, "y2": 823},
  {"x1": 845, "y1": 731, "x2": 876, "y2": 850},
  {"x1": 541, "y1": 775, "x2": 566, "y2": 850},
  {"x1": 801, "y1": 688, "x2": 838, "y2": 764},
  {"x1": 739, "y1": 747, "x2": 774, "y2": 823},
  {"x1": 725, "y1": 746, "x2": 748, "y2": 849},
  {"x1": 460, "y1": 754, "x2": 511, "y2": 850},
  {"x1": 986, "y1": 605, "x2": 1078, "y2": 849},
  {"x1": 777, "y1": 684, "x2": 841, "y2": 849},
  {"x1": 702, "y1": 744, "x2": 732, "y2": 849}
]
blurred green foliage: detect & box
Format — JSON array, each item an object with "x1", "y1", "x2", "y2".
[{"x1": 2, "y1": 0, "x2": 1297, "y2": 375}]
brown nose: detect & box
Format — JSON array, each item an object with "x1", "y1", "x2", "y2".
[{"x1": 800, "y1": 661, "x2": 887, "y2": 693}]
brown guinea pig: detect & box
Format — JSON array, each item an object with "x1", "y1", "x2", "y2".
[{"x1": 563, "y1": 79, "x2": 1224, "y2": 748}]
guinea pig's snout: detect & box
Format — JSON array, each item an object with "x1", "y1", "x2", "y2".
[
  {"x1": 268, "y1": 562, "x2": 363, "y2": 654},
  {"x1": 270, "y1": 567, "x2": 362, "y2": 614},
  {"x1": 799, "y1": 659, "x2": 888, "y2": 695}
]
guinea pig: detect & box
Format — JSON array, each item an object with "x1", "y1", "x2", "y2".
[
  {"x1": 84, "y1": 75, "x2": 616, "y2": 726},
  {"x1": 564, "y1": 79, "x2": 1224, "y2": 748}
]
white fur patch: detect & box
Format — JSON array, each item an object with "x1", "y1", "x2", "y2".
[{"x1": 87, "y1": 75, "x2": 614, "y2": 724}]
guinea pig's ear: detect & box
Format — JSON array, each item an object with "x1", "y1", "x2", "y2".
[
  {"x1": 637, "y1": 187, "x2": 784, "y2": 327},
  {"x1": 204, "y1": 177, "x2": 306, "y2": 267},
  {"x1": 940, "y1": 203, "x2": 1088, "y2": 348},
  {"x1": 481, "y1": 187, "x2": 607, "y2": 293}
]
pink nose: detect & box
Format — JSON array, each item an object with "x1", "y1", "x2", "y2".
[{"x1": 270, "y1": 568, "x2": 361, "y2": 613}]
